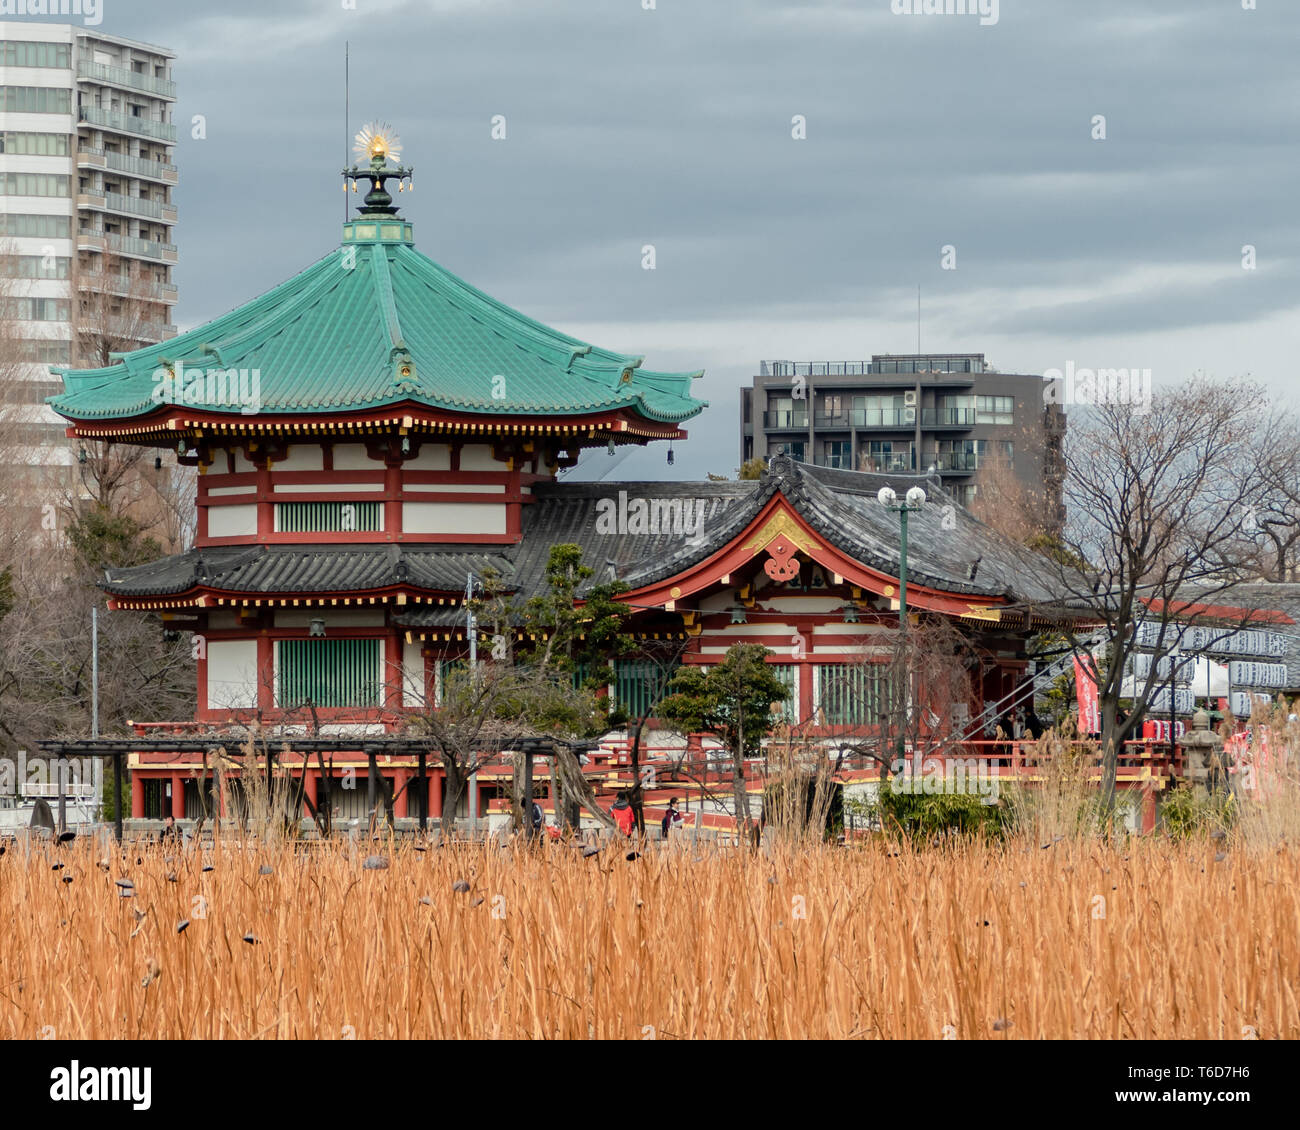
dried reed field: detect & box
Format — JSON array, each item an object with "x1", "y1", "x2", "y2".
[{"x1": 2, "y1": 835, "x2": 1296, "y2": 1040}]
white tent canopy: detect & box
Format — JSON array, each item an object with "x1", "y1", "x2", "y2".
[{"x1": 1121, "y1": 654, "x2": 1230, "y2": 700}]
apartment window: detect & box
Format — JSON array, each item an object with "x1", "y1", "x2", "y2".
[
  {"x1": 0, "y1": 214, "x2": 70, "y2": 239},
  {"x1": 975, "y1": 395, "x2": 1014, "y2": 425},
  {"x1": 997, "y1": 440, "x2": 1014, "y2": 461},
  {"x1": 861, "y1": 440, "x2": 912, "y2": 473},
  {"x1": 852, "y1": 393, "x2": 906, "y2": 427},
  {"x1": 21, "y1": 342, "x2": 72, "y2": 365},
  {"x1": 0, "y1": 172, "x2": 70, "y2": 197},
  {"x1": 1, "y1": 87, "x2": 72, "y2": 114},
  {"x1": 816, "y1": 664, "x2": 890, "y2": 726},
  {"x1": 12, "y1": 379, "x2": 65, "y2": 402},
  {"x1": 0, "y1": 131, "x2": 71, "y2": 156},
  {"x1": 823, "y1": 440, "x2": 851, "y2": 469},
  {"x1": 17, "y1": 298, "x2": 70, "y2": 322},
  {"x1": 819, "y1": 394, "x2": 846, "y2": 419},
  {"x1": 784, "y1": 441, "x2": 807, "y2": 463},
  {"x1": 0, "y1": 41, "x2": 71, "y2": 68},
  {"x1": 276, "y1": 639, "x2": 382, "y2": 709},
  {"x1": 274, "y1": 501, "x2": 382, "y2": 533},
  {"x1": 2, "y1": 256, "x2": 70, "y2": 279}
]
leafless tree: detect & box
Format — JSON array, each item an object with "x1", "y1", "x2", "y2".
[{"x1": 1032, "y1": 377, "x2": 1273, "y2": 811}]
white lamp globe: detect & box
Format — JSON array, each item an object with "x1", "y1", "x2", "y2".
[
  {"x1": 877, "y1": 486, "x2": 897, "y2": 507},
  {"x1": 905, "y1": 486, "x2": 927, "y2": 508}
]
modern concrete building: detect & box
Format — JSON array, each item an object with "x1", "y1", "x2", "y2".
[
  {"x1": 0, "y1": 21, "x2": 177, "y2": 470},
  {"x1": 741, "y1": 353, "x2": 1064, "y2": 526}
]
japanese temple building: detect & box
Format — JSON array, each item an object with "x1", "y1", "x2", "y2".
[{"x1": 49, "y1": 133, "x2": 1107, "y2": 832}]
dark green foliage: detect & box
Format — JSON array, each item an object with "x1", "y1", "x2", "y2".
[
  {"x1": 657, "y1": 644, "x2": 790, "y2": 757},
  {"x1": 1160, "y1": 785, "x2": 1237, "y2": 840},
  {"x1": 854, "y1": 785, "x2": 1014, "y2": 841},
  {"x1": 66, "y1": 504, "x2": 162, "y2": 572}
]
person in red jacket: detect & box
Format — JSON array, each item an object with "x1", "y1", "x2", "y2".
[{"x1": 610, "y1": 791, "x2": 636, "y2": 836}]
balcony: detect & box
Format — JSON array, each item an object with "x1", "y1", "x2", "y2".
[
  {"x1": 859, "y1": 452, "x2": 914, "y2": 474},
  {"x1": 99, "y1": 316, "x2": 175, "y2": 342},
  {"x1": 850, "y1": 408, "x2": 913, "y2": 428},
  {"x1": 77, "y1": 61, "x2": 176, "y2": 101},
  {"x1": 921, "y1": 408, "x2": 976, "y2": 428},
  {"x1": 761, "y1": 360, "x2": 873, "y2": 377},
  {"x1": 78, "y1": 106, "x2": 178, "y2": 144},
  {"x1": 763, "y1": 410, "x2": 810, "y2": 429},
  {"x1": 814, "y1": 413, "x2": 852, "y2": 429},
  {"x1": 78, "y1": 273, "x2": 177, "y2": 304},
  {"x1": 926, "y1": 452, "x2": 979, "y2": 473},
  {"x1": 77, "y1": 230, "x2": 177, "y2": 264},
  {"x1": 104, "y1": 191, "x2": 175, "y2": 223},
  {"x1": 78, "y1": 147, "x2": 178, "y2": 184}
]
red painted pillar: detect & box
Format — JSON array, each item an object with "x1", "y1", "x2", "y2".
[
  {"x1": 384, "y1": 635, "x2": 402, "y2": 717},
  {"x1": 303, "y1": 772, "x2": 318, "y2": 809},
  {"x1": 430, "y1": 771, "x2": 442, "y2": 819},
  {"x1": 394, "y1": 769, "x2": 408, "y2": 818},
  {"x1": 1142, "y1": 786, "x2": 1158, "y2": 835},
  {"x1": 385, "y1": 461, "x2": 402, "y2": 541},
  {"x1": 799, "y1": 658, "x2": 814, "y2": 723},
  {"x1": 132, "y1": 772, "x2": 146, "y2": 819},
  {"x1": 257, "y1": 634, "x2": 273, "y2": 712},
  {"x1": 256, "y1": 459, "x2": 273, "y2": 541},
  {"x1": 171, "y1": 773, "x2": 185, "y2": 819}
]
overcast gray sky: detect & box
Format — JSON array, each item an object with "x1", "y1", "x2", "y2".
[{"x1": 26, "y1": 0, "x2": 1300, "y2": 478}]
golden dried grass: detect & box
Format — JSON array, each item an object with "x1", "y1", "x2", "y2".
[{"x1": 1, "y1": 836, "x2": 1296, "y2": 1040}]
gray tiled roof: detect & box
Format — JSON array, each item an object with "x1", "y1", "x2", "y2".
[
  {"x1": 1185, "y1": 582, "x2": 1300, "y2": 691},
  {"x1": 101, "y1": 456, "x2": 1081, "y2": 615}
]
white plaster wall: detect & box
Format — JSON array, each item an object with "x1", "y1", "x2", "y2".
[
  {"x1": 207, "y1": 504, "x2": 258, "y2": 538},
  {"x1": 206, "y1": 640, "x2": 259, "y2": 710},
  {"x1": 333, "y1": 444, "x2": 377, "y2": 471},
  {"x1": 275, "y1": 482, "x2": 384, "y2": 493},
  {"x1": 406, "y1": 446, "x2": 451, "y2": 470},
  {"x1": 274, "y1": 608, "x2": 386, "y2": 628},
  {"x1": 402, "y1": 639, "x2": 426, "y2": 708},
  {"x1": 276, "y1": 446, "x2": 324, "y2": 472},
  {"x1": 404, "y1": 483, "x2": 504, "y2": 494},
  {"x1": 459, "y1": 445, "x2": 499, "y2": 471},
  {"x1": 403, "y1": 501, "x2": 506, "y2": 535}
]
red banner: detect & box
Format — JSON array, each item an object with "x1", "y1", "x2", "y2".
[{"x1": 1074, "y1": 656, "x2": 1100, "y2": 735}]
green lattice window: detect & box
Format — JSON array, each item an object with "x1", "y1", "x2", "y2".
[
  {"x1": 275, "y1": 501, "x2": 381, "y2": 533},
  {"x1": 816, "y1": 663, "x2": 890, "y2": 726},
  {"x1": 770, "y1": 664, "x2": 798, "y2": 723},
  {"x1": 613, "y1": 658, "x2": 681, "y2": 719},
  {"x1": 277, "y1": 639, "x2": 381, "y2": 709}
]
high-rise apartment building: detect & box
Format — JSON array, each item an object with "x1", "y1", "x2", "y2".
[
  {"x1": 0, "y1": 21, "x2": 177, "y2": 478},
  {"x1": 741, "y1": 353, "x2": 1065, "y2": 528}
]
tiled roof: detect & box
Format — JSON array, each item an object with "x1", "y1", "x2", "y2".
[
  {"x1": 102, "y1": 458, "x2": 1085, "y2": 618},
  {"x1": 49, "y1": 229, "x2": 706, "y2": 425}
]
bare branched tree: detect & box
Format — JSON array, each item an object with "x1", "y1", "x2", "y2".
[{"x1": 1036, "y1": 377, "x2": 1273, "y2": 811}]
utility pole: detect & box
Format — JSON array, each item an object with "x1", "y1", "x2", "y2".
[
  {"x1": 92, "y1": 605, "x2": 99, "y2": 739},
  {"x1": 466, "y1": 572, "x2": 478, "y2": 676}
]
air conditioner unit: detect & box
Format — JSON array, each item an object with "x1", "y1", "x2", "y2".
[
  {"x1": 903, "y1": 407, "x2": 917, "y2": 424},
  {"x1": 903, "y1": 390, "x2": 918, "y2": 408}
]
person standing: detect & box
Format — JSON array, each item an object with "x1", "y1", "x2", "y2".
[
  {"x1": 660, "y1": 797, "x2": 684, "y2": 840},
  {"x1": 610, "y1": 791, "x2": 636, "y2": 836}
]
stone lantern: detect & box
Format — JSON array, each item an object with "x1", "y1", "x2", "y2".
[{"x1": 1179, "y1": 708, "x2": 1231, "y2": 794}]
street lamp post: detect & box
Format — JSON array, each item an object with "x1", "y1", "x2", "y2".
[
  {"x1": 877, "y1": 485, "x2": 927, "y2": 634},
  {"x1": 878, "y1": 485, "x2": 927, "y2": 763}
]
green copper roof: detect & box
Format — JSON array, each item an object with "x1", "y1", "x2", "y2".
[{"x1": 49, "y1": 224, "x2": 707, "y2": 425}]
